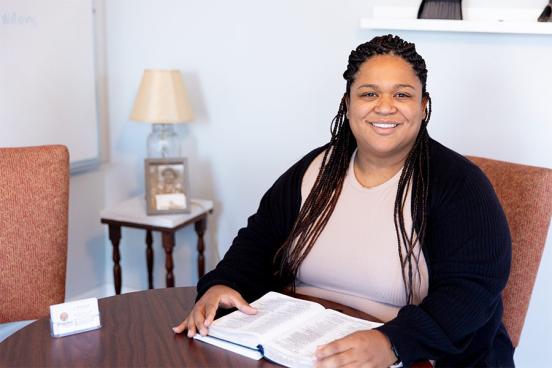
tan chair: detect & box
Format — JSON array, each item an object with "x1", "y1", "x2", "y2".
[
  {"x1": 0, "y1": 145, "x2": 69, "y2": 323},
  {"x1": 467, "y1": 156, "x2": 552, "y2": 347}
]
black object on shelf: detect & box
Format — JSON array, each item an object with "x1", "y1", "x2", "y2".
[
  {"x1": 417, "y1": 0, "x2": 463, "y2": 20},
  {"x1": 538, "y1": 1, "x2": 552, "y2": 22}
]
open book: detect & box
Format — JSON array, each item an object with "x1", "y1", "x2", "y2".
[{"x1": 193, "y1": 291, "x2": 382, "y2": 368}]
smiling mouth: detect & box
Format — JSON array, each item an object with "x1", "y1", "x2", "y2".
[{"x1": 370, "y1": 122, "x2": 399, "y2": 129}]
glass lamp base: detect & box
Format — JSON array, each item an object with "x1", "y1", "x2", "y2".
[{"x1": 147, "y1": 124, "x2": 181, "y2": 158}]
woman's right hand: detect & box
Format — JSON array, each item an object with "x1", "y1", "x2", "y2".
[{"x1": 172, "y1": 285, "x2": 257, "y2": 338}]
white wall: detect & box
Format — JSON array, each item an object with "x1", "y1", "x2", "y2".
[
  {"x1": 92, "y1": 0, "x2": 551, "y2": 366},
  {"x1": 65, "y1": 168, "x2": 108, "y2": 298},
  {"x1": 62, "y1": 0, "x2": 111, "y2": 300}
]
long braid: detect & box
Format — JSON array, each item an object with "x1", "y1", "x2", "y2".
[
  {"x1": 274, "y1": 97, "x2": 355, "y2": 285},
  {"x1": 275, "y1": 35, "x2": 432, "y2": 304},
  {"x1": 394, "y1": 95, "x2": 431, "y2": 303}
]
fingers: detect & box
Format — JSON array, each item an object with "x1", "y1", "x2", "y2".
[
  {"x1": 172, "y1": 316, "x2": 198, "y2": 337},
  {"x1": 172, "y1": 317, "x2": 188, "y2": 334},
  {"x1": 235, "y1": 300, "x2": 257, "y2": 315},
  {"x1": 172, "y1": 316, "x2": 199, "y2": 338},
  {"x1": 192, "y1": 303, "x2": 209, "y2": 336},
  {"x1": 173, "y1": 286, "x2": 255, "y2": 340},
  {"x1": 187, "y1": 315, "x2": 197, "y2": 337},
  {"x1": 221, "y1": 293, "x2": 257, "y2": 315},
  {"x1": 172, "y1": 306, "x2": 207, "y2": 337},
  {"x1": 203, "y1": 302, "x2": 218, "y2": 327},
  {"x1": 315, "y1": 348, "x2": 354, "y2": 368},
  {"x1": 172, "y1": 286, "x2": 236, "y2": 338},
  {"x1": 172, "y1": 304, "x2": 207, "y2": 338},
  {"x1": 315, "y1": 336, "x2": 356, "y2": 368},
  {"x1": 316, "y1": 331, "x2": 395, "y2": 368},
  {"x1": 315, "y1": 337, "x2": 348, "y2": 360}
]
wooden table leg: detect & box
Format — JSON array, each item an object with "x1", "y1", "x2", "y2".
[
  {"x1": 108, "y1": 224, "x2": 122, "y2": 295},
  {"x1": 145, "y1": 230, "x2": 154, "y2": 289},
  {"x1": 194, "y1": 217, "x2": 206, "y2": 278},
  {"x1": 162, "y1": 231, "x2": 175, "y2": 288}
]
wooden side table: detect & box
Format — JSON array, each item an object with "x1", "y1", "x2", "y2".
[{"x1": 100, "y1": 196, "x2": 213, "y2": 295}]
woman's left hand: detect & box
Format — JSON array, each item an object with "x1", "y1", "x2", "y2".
[{"x1": 315, "y1": 330, "x2": 397, "y2": 368}]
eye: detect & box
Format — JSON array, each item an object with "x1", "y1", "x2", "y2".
[
  {"x1": 395, "y1": 92, "x2": 411, "y2": 99},
  {"x1": 360, "y1": 92, "x2": 377, "y2": 98}
]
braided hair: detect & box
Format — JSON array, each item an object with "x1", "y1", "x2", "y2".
[{"x1": 274, "y1": 34, "x2": 432, "y2": 305}]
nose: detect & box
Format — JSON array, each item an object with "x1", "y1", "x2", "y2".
[{"x1": 374, "y1": 95, "x2": 397, "y2": 115}]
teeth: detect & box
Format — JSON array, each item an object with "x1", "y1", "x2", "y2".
[{"x1": 371, "y1": 122, "x2": 398, "y2": 128}]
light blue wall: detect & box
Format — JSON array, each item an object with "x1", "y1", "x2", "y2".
[{"x1": 72, "y1": 0, "x2": 552, "y2": 366}]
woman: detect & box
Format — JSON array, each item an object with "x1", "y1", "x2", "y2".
[{"x1": 173, "y1": 35, "x2": 514, "y2": 367}]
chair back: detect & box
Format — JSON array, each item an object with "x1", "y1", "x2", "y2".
[
  {"x1": 0, "y1": 145, "x2": 69, "y2": 323},
  {"x1": 467, "y1": 156, "x2": 552, "y2": 347}
]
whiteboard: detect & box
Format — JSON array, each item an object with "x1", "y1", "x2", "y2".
[{"x1": 0, "y1": 0, "x2": 99, "y2": 173}]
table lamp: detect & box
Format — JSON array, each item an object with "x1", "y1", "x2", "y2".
[{"x1": 130, "y1": 69, "x2": 194, "y2": 158}]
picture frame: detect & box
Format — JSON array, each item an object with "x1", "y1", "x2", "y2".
[{"x1": 144, "y1": 158, "x2": 191, "y2": 215}]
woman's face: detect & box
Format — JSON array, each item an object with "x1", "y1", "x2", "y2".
[
  {"x1": 162, "y1": 169, "x2": 176, "y2": 183},
  {"x1": 347, "y1": 54, "x2": 427, "y2": 163}
]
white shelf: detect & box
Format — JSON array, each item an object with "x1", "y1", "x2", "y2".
[{"x1": 360, "y1": 18, "x2": 552, "y2": 35}]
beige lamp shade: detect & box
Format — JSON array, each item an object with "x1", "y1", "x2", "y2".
[{"x1": 130, "y1": 69, "x2": 194, "y2": 123}]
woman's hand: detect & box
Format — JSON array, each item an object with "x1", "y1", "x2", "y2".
[
  {"x1": 315, "y1": 330, "x2": 397, "y2": 368},
  {"x1": 172, "y1": 285, "x2": 256, "y2": 337}
]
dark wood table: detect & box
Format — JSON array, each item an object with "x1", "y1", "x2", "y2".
[{"x1": 0, "y1": 287, "x2": 381, "y2": 367}]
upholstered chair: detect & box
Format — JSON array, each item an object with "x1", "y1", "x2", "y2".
[
  {"x1": 467, "y1": 156, "x2": 552, "y2": 347},
  {"x1": 0, "y1": 145, "x2": 69, "y2": 323}
]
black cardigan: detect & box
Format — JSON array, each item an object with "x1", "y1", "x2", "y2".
[{"x1": 197, "y1": 138, "x2": 514, "y2": 367}]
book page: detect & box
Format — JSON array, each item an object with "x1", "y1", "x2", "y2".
[
  {"x1": 263, "y1": 309, "x2": 382, "y2": 368},
  {"x1": 208, "y1": 292, "x2": 324, "y2": 349}
]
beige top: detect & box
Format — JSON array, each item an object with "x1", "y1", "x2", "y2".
[{"x1": 296, "y1": 150, "x2": 429, "y2": 322}]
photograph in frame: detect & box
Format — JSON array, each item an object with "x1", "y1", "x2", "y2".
[{"x1": 144, "y1": 158, "x2": 191, "y2": 215}]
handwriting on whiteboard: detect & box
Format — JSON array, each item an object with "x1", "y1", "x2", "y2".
[{"x1": 1, "y1": 12, "x2": 37, "y2": 26}]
